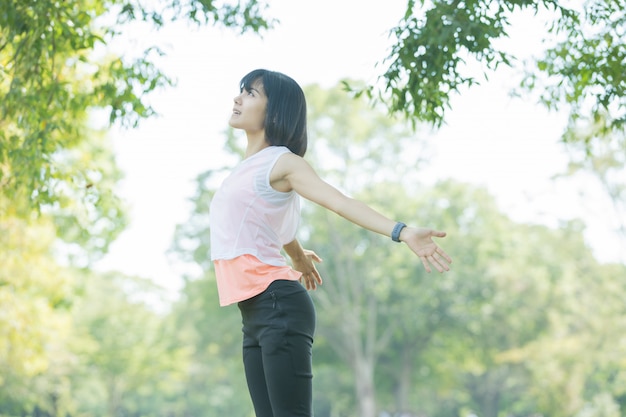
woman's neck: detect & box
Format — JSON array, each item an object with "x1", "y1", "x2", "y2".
[{"x1": 244, "y1": 133, "x2": 269, "y2": 158}]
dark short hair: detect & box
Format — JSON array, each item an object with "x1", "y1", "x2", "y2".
[{"x1": 239, "y1": 69, "x2": 308, "y2": 157}]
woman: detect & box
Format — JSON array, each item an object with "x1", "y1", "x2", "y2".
[{"x1": 209, "y1": 69, "x2": 452, "y2": 417}]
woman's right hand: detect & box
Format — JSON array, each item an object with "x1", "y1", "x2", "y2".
[{"x1": 292, "y1": 249, "x2": 323, "y2": 290}]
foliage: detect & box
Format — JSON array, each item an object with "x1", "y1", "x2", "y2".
[
  {"x1": 0, "y1": 0, "x2": 272, "y2": 253},
  {"x1": 70, "y1": 271, "x2": 189, "y2": 417},
  {"x1": 0, "y1": 1, "x2": 272, "y2": 415},
  {"x1": 377, "y1": 0, "x2": 544, "y2": 126},
  {"x1": 560, "y1": 113, "x2": 626, "y2": 239},
  {"x1": 358, "y1": 0, "x2": 626, "y2": 153},
  {"x1": 523, "y1": 0, "x2": 626, "y2": 146},
  {"x1": 0, "y1": 211, "x2": 75, "y2": 415}
]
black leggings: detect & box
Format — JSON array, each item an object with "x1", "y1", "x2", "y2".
[{"x1": 238, "y1": 279, "x2": 316, "y2": 417}]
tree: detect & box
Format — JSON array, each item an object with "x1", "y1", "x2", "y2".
[
  {"x1": 0, "y1": 0, "x2": 272, "y2": 253},
  {"x1": 362, "y1": 0, "x2": 625, "y2": 155},
  {"x1": 70, "y1": 271, "x2": 188, "y2": 417},
  {"x1": 513, "y1": 251, "x2": 626, "y2": 417},
  {"x1": 560, "y1": 116, "x2": 626, "y2": 245},
  {"x1": 0, "y1": 209, "x2": 75, "y2": 416}
]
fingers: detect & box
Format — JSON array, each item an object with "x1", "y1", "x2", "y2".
[
  {"x1": 422, "y1": 256, "x2": 445, "y2": 273},
  {"x1": 438, "y1": 248, "x2": 452, "y2": 264},
  {"x1": 299, "y1": 250, "x2": 323, "y2": 290},
  {"x1": 300, "y1": 269, "x2": 323, "y2": 290},
  {"x1": 433, "y1": 255, "x2": 451, "y2": 272},
  {"x1": 300, "y1": 275, "x2": 314, "y2": 290},
  {"x1": 421, "y1": 249, "x2": 452, "y2": 273},
  {"x1": 420, "y1": 257, "x2": 432, "y2": 273},
  {"x1": 431, "y1": 247, "x2": 452, "y2": 266},
  {"x1": 303, "y1": 250, "x2": 323, "y2": 263}
]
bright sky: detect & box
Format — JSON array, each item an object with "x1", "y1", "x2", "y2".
[{"x1": 95, "y1": 0, "x2": 626, "y2": 295}]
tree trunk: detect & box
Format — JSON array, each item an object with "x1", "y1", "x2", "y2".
[
  {"x1": 467, "y1": 370, "x2": 504, "y2": 417},
  {"x1": 394, "y1": 345, "x2": 413, "y2": 412},
  {"x1": 106, "y1": 377, "x2": 122, "y2": 417},
  {"x1": 354, "y1": 354, "x2": 377, "y2": 417}
]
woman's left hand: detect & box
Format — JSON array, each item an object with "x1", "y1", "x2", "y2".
[{"x1": 401, "y1": 227, "x2": 452, "y2": 273}]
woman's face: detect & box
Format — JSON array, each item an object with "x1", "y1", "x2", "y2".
[{"x1": 229, "y1": 80, "x2": 268, "y2": 136}]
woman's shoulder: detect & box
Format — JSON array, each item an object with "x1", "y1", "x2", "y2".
[
  {"x1": 269, "y1": 149, "x2": 310, "y2": 189},
  {"x1": 274, "y1": 148, "x2": 305, "y2": 167}
]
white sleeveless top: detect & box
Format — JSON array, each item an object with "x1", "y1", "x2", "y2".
[{"x1": 209, "y1": 146, "x2": 300, "y2": 266}]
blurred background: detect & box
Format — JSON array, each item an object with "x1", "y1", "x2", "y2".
[{"x1": 2, "y1": 0, "x2": 625, "y2": 416}]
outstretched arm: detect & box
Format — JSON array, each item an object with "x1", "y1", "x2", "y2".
[
  {"x1": 283, "y1": 239, "x2": 323, "y2": 290},
  {"x1": 272, "y1": 154, "x2": 452, "y2": 273}
]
